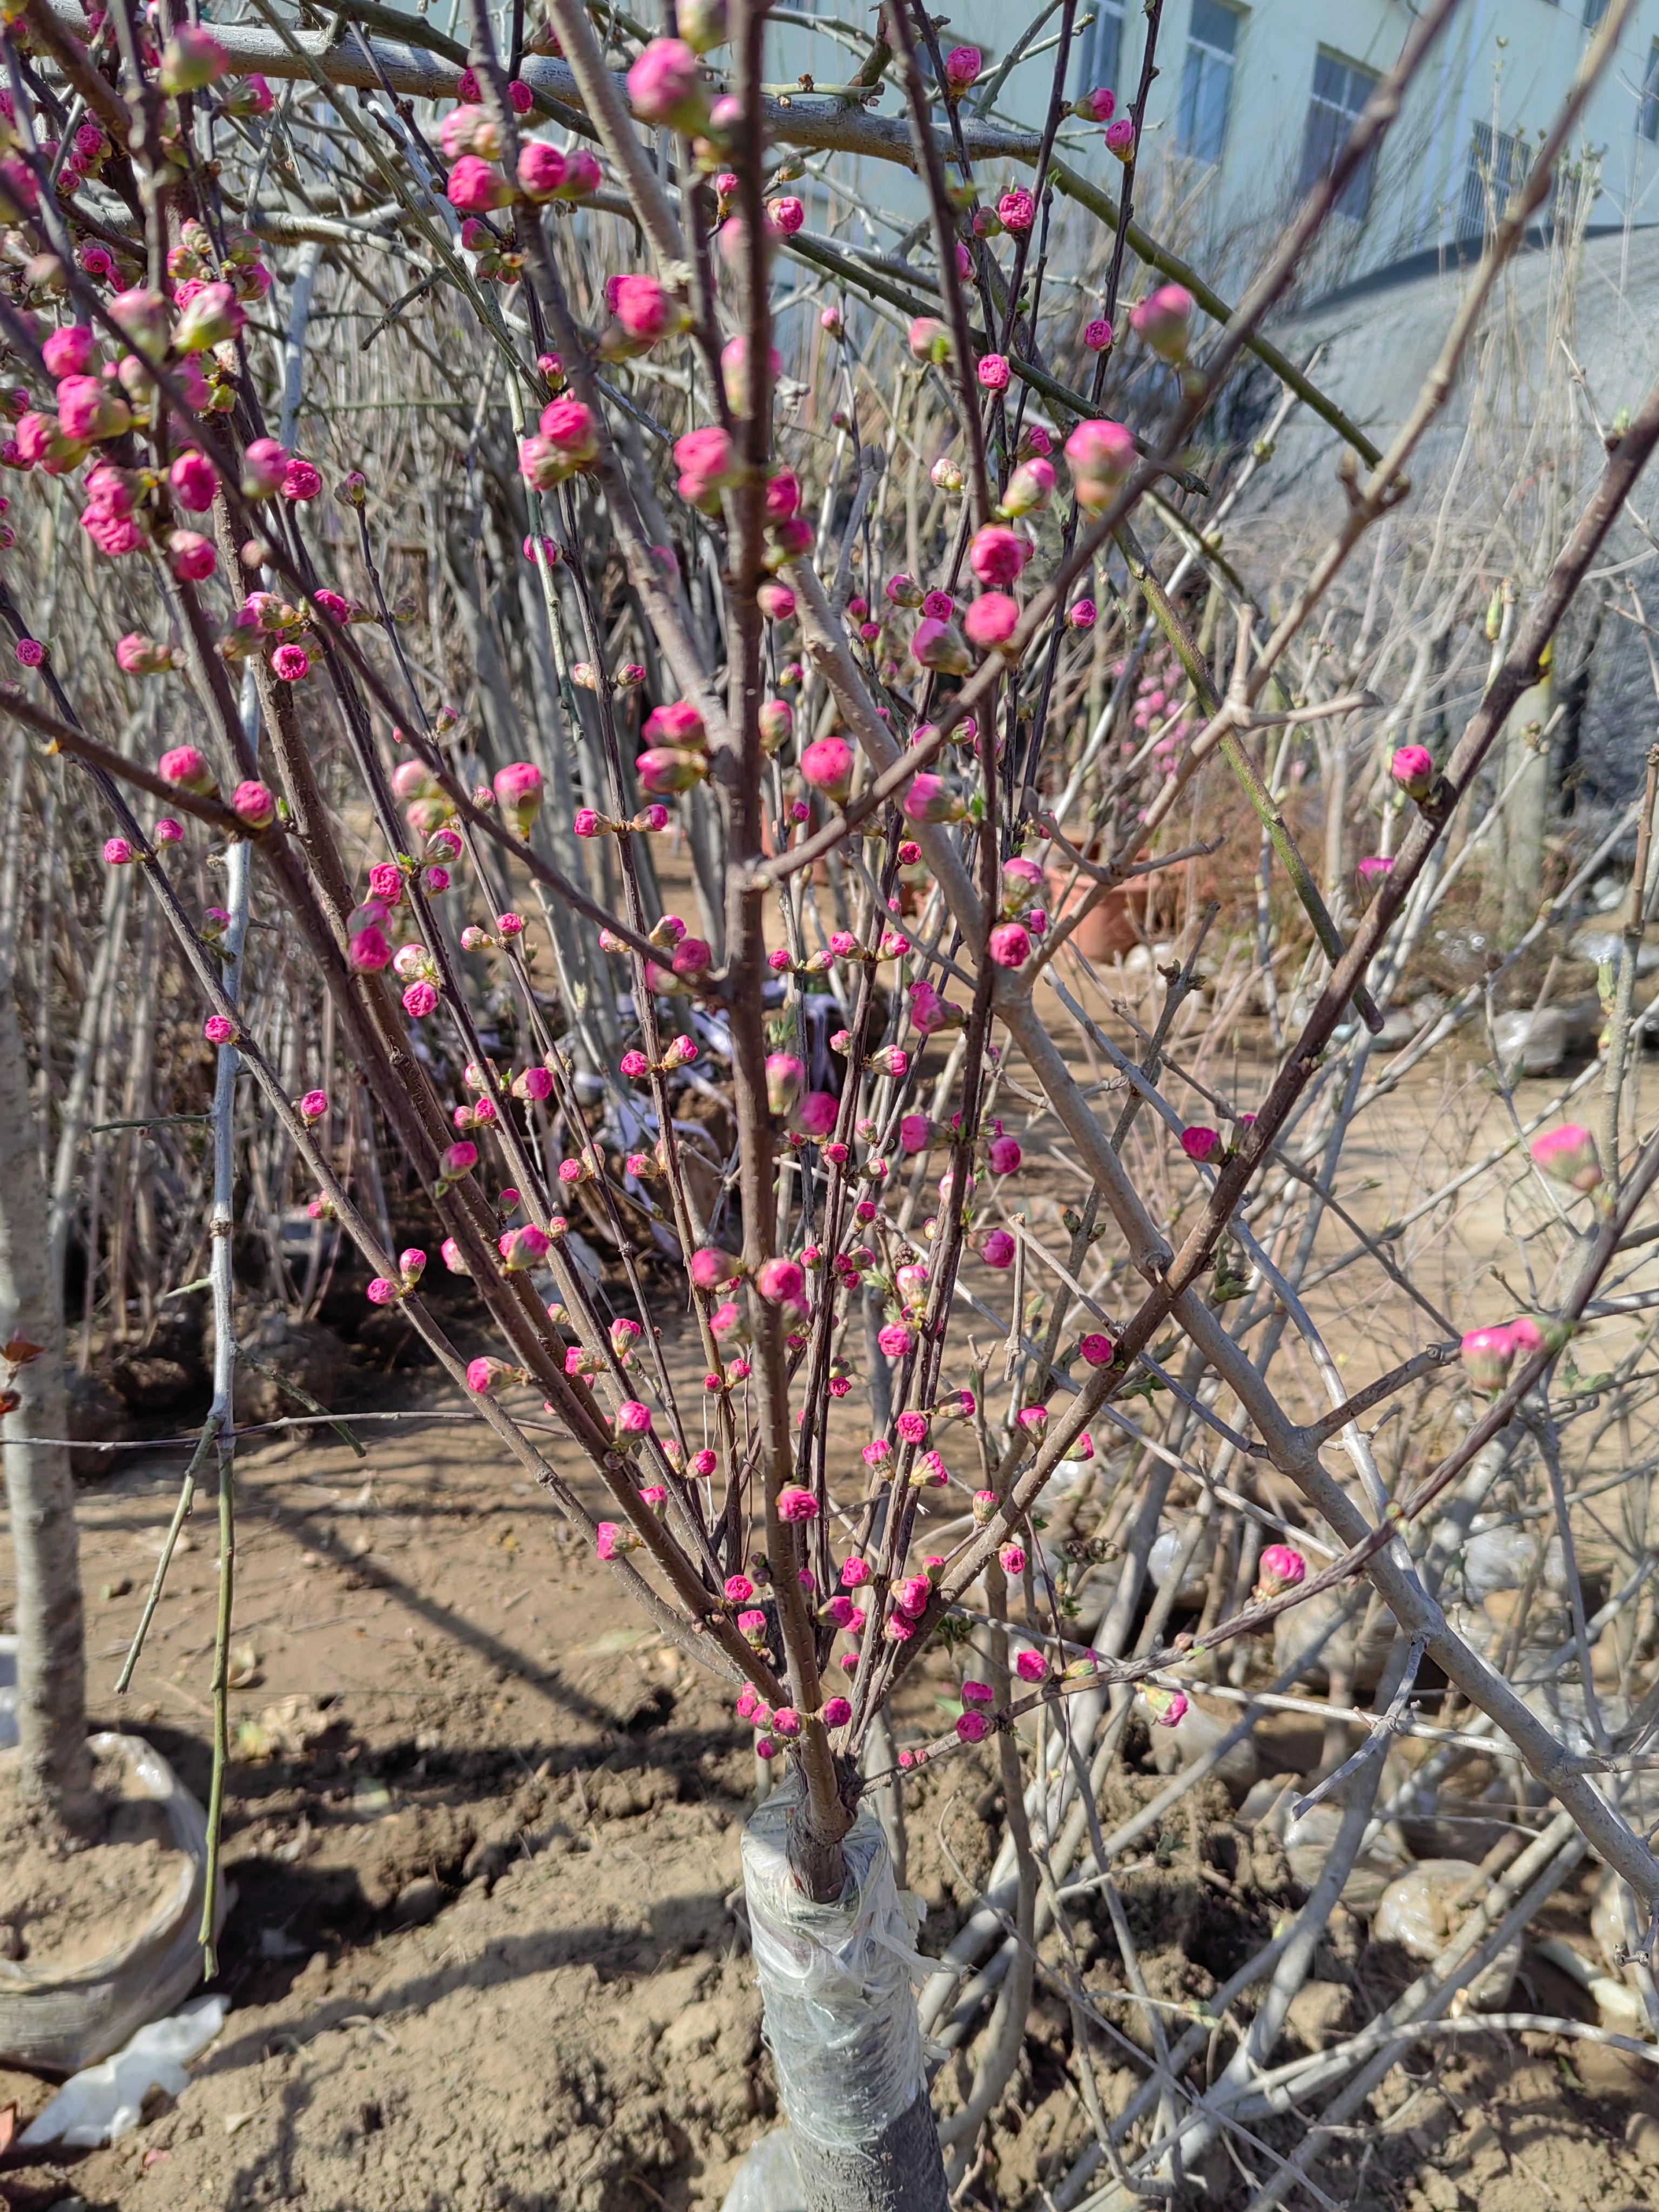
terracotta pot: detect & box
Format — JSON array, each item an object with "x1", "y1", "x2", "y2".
[{"x1": 1047, "y1": 844, "x2": 1189, "y2": 962}]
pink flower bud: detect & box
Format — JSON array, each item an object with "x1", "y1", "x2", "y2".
[
  {"x1": 988, "y1": 921, "x2": 1031, "y2": 969},
  {"x1": 627, "y1": 37, "x2": 709, "y2": 130},
  {"x1": 969, "y1": 524, "x2": 1029, "y2": 589},
  {"x1": 1461, "y1": 1325, "x2": 1516, "y2": 1395},
  {"x1": 103, "y1": 835, "x2": 132, "y2": 866},
  {"x1": 271, "y1": 643, "x2": 309, "y2": 683},
  {"x1": 822, "y1": 1695, "x2": 851, "y2": 1727},
  {"x1": 493, "y1": 759, "x2": 544, "y2": 838},
  {"x1": 1015, "y1": 1648, "x2": 1048, "y2": 1684},
  {"x1": 1530, "y1": 1123, "x2": 1602, "y2": 1195},
  {"x1": 1065, "y1": 422, "x2": 1137, "y2": 528},
  {"x1": 988, "y1": 1136, "x2": 1022, "y2": 1175},
  {"x1": 442, "y1": 1139, "x2": 478, "y2": 1179},
  {"x1": 997, "y1": 187, "x2": 1036, "y2": 234},
  {"x1": 231, "y1": 780, "x2": 275, "y2": 830},
  {"x1": 942, "y1": 44, "x2": 981, "y2": 96},
  {"x1": 1079, "y1": 1332, "x2": 1115, "y2": 1368},
  {"x1": 1180, "y1": 1125, "x2": 1221, "y2": 1163},
  {"x1": 1104, "y1": 116, "x2": 1136, "y2": 160},
  {"x1": 1255, "y1": 1543, "x2": 1306, "y2": 1599},
  {"x1": 1130, "y1": 282, "x2": 1194, "y2": 365},
  {"x1": 204, "y1": 1014, "x2": 238, "y2": 1046},
  {"x1": 757, "y1": 1257, "x2": 805, "y2": 1306},
  {"x1": 1073, "y1": 86, "x2": 1116, "y2": 123},
  {"x1": 800, "y1": 736, "x2": 854, "y2": 801},
  {"x1": 977, "y1": 353, "x2": 1010, "y2": 392},
  {"x1": 982, "y1": 1229, "x2": 1016, "y2": 1269},
  {"x1": 615, "y1": 1398, "x2": 653, "y2": 1437},
  {"x1": 1141, "y1": 1684, "x2": 1187, "y2": 1727},
  {"x1": 777, "y1": 1485, "x2": 818, "y2": 1522},
  {"x1": 1391, "y1": 744, "x2": 1435, "y2": 802},
  {"x1": 839, "y1": 1555, "x2": 871, "y2": 1589}
]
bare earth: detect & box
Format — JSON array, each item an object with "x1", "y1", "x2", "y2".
[{"x1": 0, "y1": 1744, "x2": 185, "y2": 1975}]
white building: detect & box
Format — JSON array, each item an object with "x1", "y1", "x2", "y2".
[{"x1": 774, "y1": 1, "x2": 1659, "y2": 291}]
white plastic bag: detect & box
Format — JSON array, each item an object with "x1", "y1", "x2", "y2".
[
  {"x1": 721, "y1": 2127, "x2": 806, "y2": 2212},
  {"x1": 20, "y1": 1992, "x2": 228, "y2": 2147},
  {"x1": 741, "y1": 1774, "x2": 929, "y2": 2156}
]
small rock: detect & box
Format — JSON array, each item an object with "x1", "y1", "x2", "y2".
[
  {"x1": 1419, "y1": 2172, "x2": 1461, "y2": 2212},
  {"x1": 1284, "y1": 1979, "x2": 1350, "y2": 2049},
  {"x1": 390, "y1": 1876, "x2": 444, "y2": 1927},
  {"x1": 1624, "y1": 2109, "x2": 1659, "y2": 2168}
]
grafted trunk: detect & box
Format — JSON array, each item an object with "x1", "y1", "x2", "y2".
[
  {"x1": 0, "y1": 961, "x2": 95, "y2": 1836},
  {"x1": 742, "y1": 1781, "x2": 948, "y2": 2212}
]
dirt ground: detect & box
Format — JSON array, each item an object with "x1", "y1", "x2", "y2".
[
  {"x1": 4, "y1": 993, "x2": 1659, "y2": 2208},
  {"x1": 0, "y1": 1378, "x2": 1656, "y2": 2211}
]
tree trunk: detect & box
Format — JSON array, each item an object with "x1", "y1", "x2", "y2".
[
  {"x1": 742, "y1": 1778, "x2": 948, "y2": 2212},
  {"x1": 0, "y1": 959, "x2": 95, "y2": 1835}
]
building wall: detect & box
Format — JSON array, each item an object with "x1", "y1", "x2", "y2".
[{"x1": 767, "y1": 0, "x2": 1659, "y2": 290}]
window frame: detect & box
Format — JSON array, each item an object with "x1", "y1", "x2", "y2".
[
  {"x1": 1176, "y1": 0, "x2": 1244, "y2": 168},
  {"x1": 1297, "y1": 47, "x2": 1383, "y2": 224}
]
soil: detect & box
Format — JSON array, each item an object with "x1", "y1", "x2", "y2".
[
  {"x1": 2, "y1": 1010, "x2": 1659, "y2": 2206},
  {"x1": 0, "y1": 1747, "x2": 185, "y2": 1974}
]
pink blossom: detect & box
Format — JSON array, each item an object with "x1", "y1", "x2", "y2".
[
  {"x1": 160, "y1": 744, "x2": 216, "y2": 793},
  {"x1": 969, "y1": 524, "x2": 1028, "y2": 589},
  {"x1": 170, "y1": 450, "x2": 217, "y2": 511},
  {"x1": 795, "y1": 1091, "x2": 838, "y2": 1138},
  {"x1": 1461, "y1": 1325, "x2": 1516, "y2": 1395},
  {"x1": 1015, "y1": 1648, "x2": 1048, "y2": 1684},
  {"x1": 757, "y1": 1257, "x2": 805, "y2": 1306},
  {"x1": 299, "y1": 1089, "x2": 329, "y2": 1124},
  {"x1": 997, "y1": 187, "x2": 1036, "y2": 234},
  {"x1": 628, "y1": 38, "x2": 707, "y2": 130},
  {"x1": 281, "y1": 457, "x2": 322, "y2": 502},
  {"x1": 1255, "y1": 1544, "x2": 1306, "y2": 1597},
  {"x1": 900, "y1": 1114, "x2": 932, "y2": 1153},
  {"x1": 982, "y1": 1229, "x2": 1016, "y2": 1269},
  {"x1": 231, "y1": 780, "x2": 275, "y2": 830},
  {"x1": 103, "y1": 835, "x2": 132, "y2": 866},
  {"x1": 1180, "y1": 1125, "x2": 1221, "y2": 1163},
  {"x1": 1068, "y1": 597, "x2": 1098, "y2": 631},
  {"x1": 402, "y1": 981, "x2": 439, "y2": 1019},
  {"x1": 42, "y1": 325, "x2": 92, "y2": 377},
  {"x1": 517, "y1": 139, "x2": 567, "y2": 199},
  {"x1": 777, "y1": 1485, "x2": 818, "y2": 1522},
  {"x1": 1530, "y1": 1123, "x2": 1602, "y2": 1194},
  {"x1": 822, "y1": 1696, "x2": 851, "y2": 1727},
  {"x1": 1104, "y1": 116, "x2": 1136, "y2": 160},
  {"x1": 1084, "y1": 318, "x2": 1114, "y2": 353},
  {"x1": 1065, "y1": 418, "x2": 1136, "y2": 512},
  {"x1": 942, "y1": 45, "x2": 981, "y2": 96},
  {"x1": 272, "y1": 643, "x2": 309, "y2": 683},
  {"x1": 988, "y1": 921, "x2": 1031, "y2": 968},
  {"x1": 241, "y1": 437, "x2": 289, "y2": 498},
  {"x1": 1079, "y1": 1332, "x2": 1115, "y2": 1367},
  {"x1": 204, "y1": 1014, "x2": 238, "y2": 1046},
  {"x1": 977, "y1": 353, "x2": 1010, "y2": 392},
  {"x1": 690, "y1": 1247, "x2": 738, "y2": 1291},
  {"x1": 1130, "y1": 282, "x2": 1193, "y2": 365},
  {"x1": 878, "y1": 1323, "x2": 914, "y2": 1359},
  {"x1": 1073, "y1": 86, "x2": 1116, "y2": 123},
  {"x1": 673, "y1": 423, "x2": 739, "y2": 510},
  {"x1": 494, "y1": 759, "x2": 544, "y2": 837},
  {"x1": 1391, "y1": 744, "x2": 1434, "y2": 801},
  {"x1": 349, "y1": 925, "x2": 392, "y2": 973},
  {"x1": 999, "y1": 1542, "x2": 1027, "y2": 1576},
  {"x1": 963, "y1": 593, "x2": 1022, "y2": 658},
  {"x1": 988, "y1": 1136, "x2": 1022, "y2": 1175},
  {"x1": 839, "y1": 1556, "x2": 871, "y2": 1589},
  {"x1": 800, "y1": 736, "x2": 854, "y2": 801}
]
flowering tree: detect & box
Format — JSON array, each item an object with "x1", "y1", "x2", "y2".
[{"x1": 5, "y1": 0, "x2": 1659, "y2": 2202}]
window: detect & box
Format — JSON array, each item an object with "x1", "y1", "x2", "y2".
[
  {"x1": 1641, "y1": 39, "x2": 1659, "y2": 141},
  {"x1": 1459, "y1": 120, "x2": 1530, "y2": 239},
  {"x1": 1584, "y1": 0, "x2": 1610, "y2": 28},
  {"x1": 1177, "y1": 0, "x2": 1241, "y2": 166},
  {"x1": 1298, "y1": 50, "x2": 1382, "y2": 221},
  {"x1": 1083, "y1": 0, "x2": 1127, "y2": 95}
]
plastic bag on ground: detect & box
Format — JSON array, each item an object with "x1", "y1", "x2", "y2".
[
  {"x1": 721, "y1": 2126, "x2": 806, "y2": 2212},
  {"x1": 20, "y1": 1992, "x2": 228, "y2": 2147}
]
